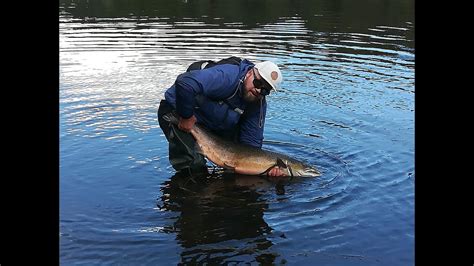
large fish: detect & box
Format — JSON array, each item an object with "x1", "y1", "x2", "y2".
[{"x1": 163, "y1": 112, "x2": 321, "y2": 177}]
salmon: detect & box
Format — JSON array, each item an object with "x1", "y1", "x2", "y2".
[{"x1": 163, "y1": 112, "x2": 321, "y2": 177}]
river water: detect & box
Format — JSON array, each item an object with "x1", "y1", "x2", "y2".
[{"x1": 60, "y1": 0, "x2": 414, "y2": 265}]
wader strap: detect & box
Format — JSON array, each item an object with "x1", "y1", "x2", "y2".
[
  {"x1": 218, "y1": 99, "x2": 244, "y2": 115},
  {"x1": 222, "y1": 79, "x2": 244, "y2": 115}
]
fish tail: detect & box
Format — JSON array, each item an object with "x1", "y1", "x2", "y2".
[{"x1": 162, "y1": 111, "x2": 180, "y2": 125}]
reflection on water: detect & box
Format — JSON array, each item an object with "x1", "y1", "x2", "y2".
[
  {"x1": 60, "y1": 0, "x2": 414, "y2": 265},
  {"x1": 159, "y1": 172, "x2": 281, "y2": 264},
  {"x1": 156, "y1": 151, "x2": 351, "y2": 264}
]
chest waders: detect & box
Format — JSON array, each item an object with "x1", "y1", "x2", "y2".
[{"x1": 158, "y1": 99, "x2": 208, "y2": 176}]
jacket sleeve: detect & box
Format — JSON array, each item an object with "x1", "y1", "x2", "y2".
[
  {"x1": 238, "y1": 100, "x2": 266, "y2": 148},
  {"x1": 174, "y1": 73, "x2": 200, "y2": 119},
  {"x1": 175, "y1": 65, "x2": 240, "y2": 119}
]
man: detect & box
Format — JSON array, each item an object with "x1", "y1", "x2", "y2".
[{"x1": 158, "y1": 57, "x2": 284, "y2": 176}]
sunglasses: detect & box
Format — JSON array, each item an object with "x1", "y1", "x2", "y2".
[{"x1": 252, "y1": 68, "x2": 272, "y2": 96}]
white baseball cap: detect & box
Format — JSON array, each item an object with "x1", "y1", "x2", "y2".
[{"x1": 254, "y1": 61, "x2": 283, "y2": 92}]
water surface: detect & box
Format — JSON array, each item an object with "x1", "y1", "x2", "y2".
[{"x1": 60, "y1": 0, "x2": 414, "y2": 264}]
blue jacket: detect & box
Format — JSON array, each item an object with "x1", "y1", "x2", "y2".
[{"x1": 164, "y1": 59, "x2": 266, "y2": 148}]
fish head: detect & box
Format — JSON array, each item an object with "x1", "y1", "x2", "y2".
[{"x1": 287, "y1": 160, "x2": 321, "y2": 177}]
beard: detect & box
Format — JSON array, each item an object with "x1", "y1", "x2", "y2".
[{"x1": 242, "y1": 89, "x2": 261, "y2": 103}]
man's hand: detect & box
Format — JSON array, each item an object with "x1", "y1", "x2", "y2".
[
  {"x1": 178, "y1": 115, "x2": 197, "y2": 132},
  {"x1": 268, "y1": 166, "x2": 286, "y2": 177}
]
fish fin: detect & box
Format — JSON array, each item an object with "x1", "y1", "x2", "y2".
[
  {"x1": 276, "y1": 158, "x2": 288, "y2": 168},
  {"x1": 223, "y1": 163, "x2": 236, "y2": 170},
  {"x1": 194, "y1": 142, "x2": 204, "y2": 155}
]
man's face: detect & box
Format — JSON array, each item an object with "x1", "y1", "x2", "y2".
[{"x1": 242, "y1": 68, "x2": 269, "y2": 103}]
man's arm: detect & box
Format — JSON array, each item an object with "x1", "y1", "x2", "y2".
[
  {"x1": 174, "y1": 73, "x2": 201, "y2": 120},
  {"x1": 238, "y1": 101, "x2": 266, "y2": 148},
  {"x1": 239, "y1": 101, "x2": 285, "y2": 176},
  {"x1": 175, "y1": 65, "x2": 241, "y2": 120}
]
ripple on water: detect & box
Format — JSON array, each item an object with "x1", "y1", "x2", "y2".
[{"x1": 60, "y1": 4, "x2": 414, "y2": 264}]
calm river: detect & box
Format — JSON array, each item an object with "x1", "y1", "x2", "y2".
[{"x1": 60, "y1": 0, "x2": 414, "y2": 264}]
